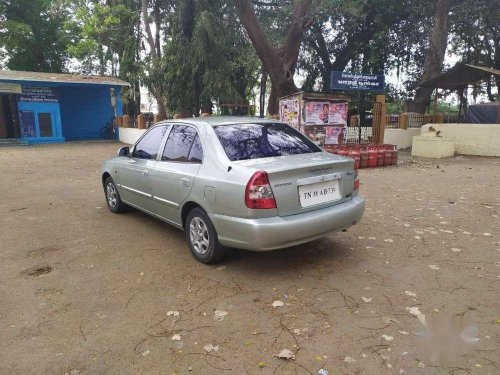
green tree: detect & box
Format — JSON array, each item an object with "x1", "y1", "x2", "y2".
[
  {"x1": 450, "y1": 0, "x2": 499, "y2": 101},
  {"x1": 66, "y1": 0, "x2": 142, "y2": 115},
  {"x1": 234, "y1": 0, "x2": 313, "y2": 115},
  {"x1": 0, "y1": 0, "x2": 69, "y2": 72},
  {"x1": 162, "y1": 0, "x2": 259, "y2": 116}
]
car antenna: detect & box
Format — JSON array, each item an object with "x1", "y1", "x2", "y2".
[{"x1": 227, "y1": 166, "x2": 232, "y2": 172}]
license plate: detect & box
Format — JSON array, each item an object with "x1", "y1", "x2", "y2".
[{"x1": 299, "y1": 179, "x2": 341, "y2": 207}]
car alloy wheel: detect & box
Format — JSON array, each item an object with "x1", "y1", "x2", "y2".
[
  {"x1": 106, "y1": 182, "x2": 117, "y2": 208},
  {"x1": 189, "y1": 216, "x2": 210, "y2": 255}
]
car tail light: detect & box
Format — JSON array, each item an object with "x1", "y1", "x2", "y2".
[
  {"x1": 354, "y1": 177, "x2": 360, "y2": 191},
  {"x1": 245, "y1": 171, "x2": 277, "y2": 209},
  {"x1": 353, "y1": 169, "x2": 360, "y2": 191}
]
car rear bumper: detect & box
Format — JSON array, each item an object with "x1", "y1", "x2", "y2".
[{"x1": 209, "y1": 196, "x2": 365, "y2": 251}]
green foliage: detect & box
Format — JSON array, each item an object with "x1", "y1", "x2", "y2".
[
  {"x1": 0, "y1": 0, "x2": 69, "y2": 72},
  {"x1": 65, "y1": 0, "x2": 141, "y2": 75},
  {"x1": 0, "y1": 0, "x2": 496, "y2": 113},
  {"x1": 64, "y1": 0, "x2": 142, "y2": 114},
  {"x1": 161, "y1": 0, "x2": 259, "y2": 114}
]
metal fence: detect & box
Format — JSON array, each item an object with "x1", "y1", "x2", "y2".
[
  {"x1": 384, "y1": 114, "x2": 400, "y2": 129},
  {"x1": 344, "y1": 101, "x2": 381, "y2": 144},
  {"x1": 407, "y1": 113, "x2": 434, "y2": 128},
  {"x1": 382, "y1": 112, "x2": 440, "y2": 129}
]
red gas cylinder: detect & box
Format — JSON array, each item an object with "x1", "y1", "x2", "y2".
[
  {"x1": 376, "y1": 145, "x2": 385, "y2": 167},
  {"x1": 391, "y1": 145, "x2": 398, "y2": 166},
  {"x1": 368, "y1": 145, "x2": 377, "y2": 168},
  {"x1": 384, "y1": 144, "x2": 392, "y2": 166},
  {"x1": 359, "y1": 146, "x2": 369, "y2": 168},
  {"x1": 338, "y1": 145, "x2": 348, "y2": 157},
  {"x1": 348, "y1": 145, "x2": 360, "y2": 170}
]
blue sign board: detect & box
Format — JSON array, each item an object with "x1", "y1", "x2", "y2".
[{"x1": 330, "y1": 71, "x2": 385, "y2": 93}]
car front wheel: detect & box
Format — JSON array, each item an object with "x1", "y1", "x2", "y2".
[
  {"x1": 186, "y1": 207, "x2": 226, "y2": 263},
  {"x1": 104, "y1": 176, "x2": 127, "y2": 213}
]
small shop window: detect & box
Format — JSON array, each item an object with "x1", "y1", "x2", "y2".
[
  {"x1": 19, "y1": 111, "x2": 36, "y2": 138},
  {"x1": 38, "y1": 113, "x2": 53, "y2": 137}
]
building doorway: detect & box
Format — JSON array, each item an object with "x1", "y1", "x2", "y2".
[{"x1": 0, "y1": 94, "x2": 19, "y2": 139}]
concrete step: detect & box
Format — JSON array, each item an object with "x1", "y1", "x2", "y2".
[{"x1": 0, "y1": 139, "x2": 29, "y2": 147}]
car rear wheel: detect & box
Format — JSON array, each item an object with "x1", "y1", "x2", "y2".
[
  {"x1": 104, "y1": 176, "x2": 127, "y2": 213},
  {"x1": 186, "y1": 207, "x2": 226, "y2": 263}
]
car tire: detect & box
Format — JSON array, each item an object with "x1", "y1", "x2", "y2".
[
  {"x1": 185, "y1": 207, "x2": 226, "y2": 264},
  {"x1": 104, "y1": 176, "x2": 127, "y2": 213}
]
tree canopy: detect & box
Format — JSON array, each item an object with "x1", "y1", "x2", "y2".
[{"x1": 0, "y1": 0, "x2": 497, "y2": 115}]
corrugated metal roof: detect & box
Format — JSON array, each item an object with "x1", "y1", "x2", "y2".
[
  {"x1": 0, "y1": 70, "x2": 130, "y2": 86},
  {"x1": 419, "y1": 64, "x2": 500, "y2": 90}
]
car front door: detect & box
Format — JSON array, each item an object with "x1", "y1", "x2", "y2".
[
  {"x1": 118, "y1": 125, "x2": 169, "y2": 212},
  {"x1": 151, "y1": 124, "x2": 203, "y2": 225}
]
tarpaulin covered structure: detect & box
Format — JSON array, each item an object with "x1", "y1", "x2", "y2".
[
  {"x1": 465, "y1": 102, "x2": 499, "y2": 124},
  {"x1": 419, "y1": 64, "x2": 500, "y2": 90},
  {"x1": 419, "y1": 64, "x2": 500, "y2": 123}
]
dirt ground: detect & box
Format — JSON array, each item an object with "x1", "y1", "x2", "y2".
[{"x1": 0, "y1": 142, "x2": 498, "y2": 375}]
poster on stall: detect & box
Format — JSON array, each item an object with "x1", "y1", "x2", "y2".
[
  {"x1": 279, "y1": 99, "x2": 299, "y2": 128},
  {"x1": 325, "y1": 126, "x2": 345, "y2": 145},
  {"x1": 305, "y1": 101, "x2": 330, "y2": 125},
  {"x1": 329, "y1": 102, "x2": 348, "y2": 125}
]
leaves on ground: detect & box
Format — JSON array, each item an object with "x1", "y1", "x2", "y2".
[{"x1": 275, "y1": 349, "x2": 295, "y2": 360}]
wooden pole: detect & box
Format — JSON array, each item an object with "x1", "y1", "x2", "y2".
[
  {"x1": 433, "y1": 89, "x2": 438, "y2": 122},
  {"x1": 376, "y1": 94, "x2": 386, "y2": 144},
  {"x1": 457, "y1": 88, "x2": 463, "y2": 123}
]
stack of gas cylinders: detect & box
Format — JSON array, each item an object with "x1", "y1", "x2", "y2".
[{"x1": 323, "y1": 144, "x2": 398, "y2": 169}]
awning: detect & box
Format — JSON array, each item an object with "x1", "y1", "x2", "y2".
[{"x1": 418, "y1": 64, "x2": 500, "y2": 90}]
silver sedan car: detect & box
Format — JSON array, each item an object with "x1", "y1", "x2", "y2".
[{"x1": 102, "y1": 117, "x2": 365, "y2": 263}]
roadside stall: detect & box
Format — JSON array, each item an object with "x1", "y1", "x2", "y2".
[
  {"x1": 278, "y1": 91, "x2": 349, "y2": 147},
  {"x1": 279, "y1": 91, "x2": 397, "y2": 168}
]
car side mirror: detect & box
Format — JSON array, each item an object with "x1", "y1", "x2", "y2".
[{"x1": 118, "y1": 146, "x2": 130, "y2": 157}]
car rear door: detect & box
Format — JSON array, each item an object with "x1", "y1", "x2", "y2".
[
  {"x1": 118, "y1": 125, "x2": 169, "y2": 212},
  {"x1": 151, "y1": 124, "x2": 203, "y2": 225}
]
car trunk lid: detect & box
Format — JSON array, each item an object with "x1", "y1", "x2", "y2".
[{"x1": 235, "y1": 152, "x2": 355, "y2": 216}]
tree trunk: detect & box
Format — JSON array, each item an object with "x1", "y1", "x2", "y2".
[
  {"x1": 155, "y1": 91, "x2": 167, "y2": 120},
  {"x1": 309, "y1": 23, "x2": 332, "y2": 91},
  {"x1": 494, "y1": 38, "x2": 500, "y2": 100},
  {"x1": 98, "y1": 43, "x2": 105, "y2": 75},
  {"x1": 142, "y1": 0, "x2": 166, "y2": 118},
  {"x1": 407, "y1": 0, "x2": 451, "y2": 113},
  {"x1": 234, "y1": 0, "x2": 312, "y2": 115},
  {"x1": 259, "y1": 66, "x2": 267, "y2": 117}
]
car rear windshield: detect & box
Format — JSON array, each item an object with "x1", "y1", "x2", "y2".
[{"x1": 213, "y1": 122, "x2": 321, "y2": 161}]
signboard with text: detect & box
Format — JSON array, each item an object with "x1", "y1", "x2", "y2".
[
  {"x1": 330, "y1": 71, "x2": 384, "y2": 93},
  {"x1": 18, "y1": 86, "x2": 58, "y2": 103},
  {"x1": 0, "y1": 82, "x2": 22, "y2": 94}
]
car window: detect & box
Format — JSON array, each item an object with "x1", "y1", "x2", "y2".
[
  {"x1": 188, "y1": 135, "x2": 203, "y2": 163},
  {"x1": 162, "y1": 125, "x2": 199, "y2": 162},
  {"x1": 132, "y1": 125, "x2": 169, "y2": 160},
  {"x1": 213, "y1": 123, "x2": 321, "y2": 161}
]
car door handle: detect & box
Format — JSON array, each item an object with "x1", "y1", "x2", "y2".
[
  {"x1": 142, "y1": 169, "x2": 149, "y2": 176},
  {"x1": 180, "y1": 178, "x2": 190, "y2": 187}
]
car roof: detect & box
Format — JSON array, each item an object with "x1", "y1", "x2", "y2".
[{"x1": 157, "y1": 116, "x2": 280, "y2": 127}]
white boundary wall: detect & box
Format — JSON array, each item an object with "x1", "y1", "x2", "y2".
[
  {"x1": 421, "y1": 123, "x2": 500, "y2": 157},
  {"x1": 120, "y1": 123, "x2": 500, "y2": 157},
  {"x1": 118, "y1": 127, "x2": 146, "y2": 145},
  {"x1": 384, "y1": 128, "x2": 421, "y2": 150}
]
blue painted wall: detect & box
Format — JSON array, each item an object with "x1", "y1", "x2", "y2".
[
  {"x1": 17, "y1": 101, "x2": 64, "y2": 143},
  {"x1": 0, "y1": 79, "x2": 125, "y2": 143},
  {"x1": 56, "y1": 85, "x2": 123, "y2": 141}
]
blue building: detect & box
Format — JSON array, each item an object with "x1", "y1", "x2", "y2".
[{"x1": 0, "y1": 70, "x2": 129, "y2": 144}]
